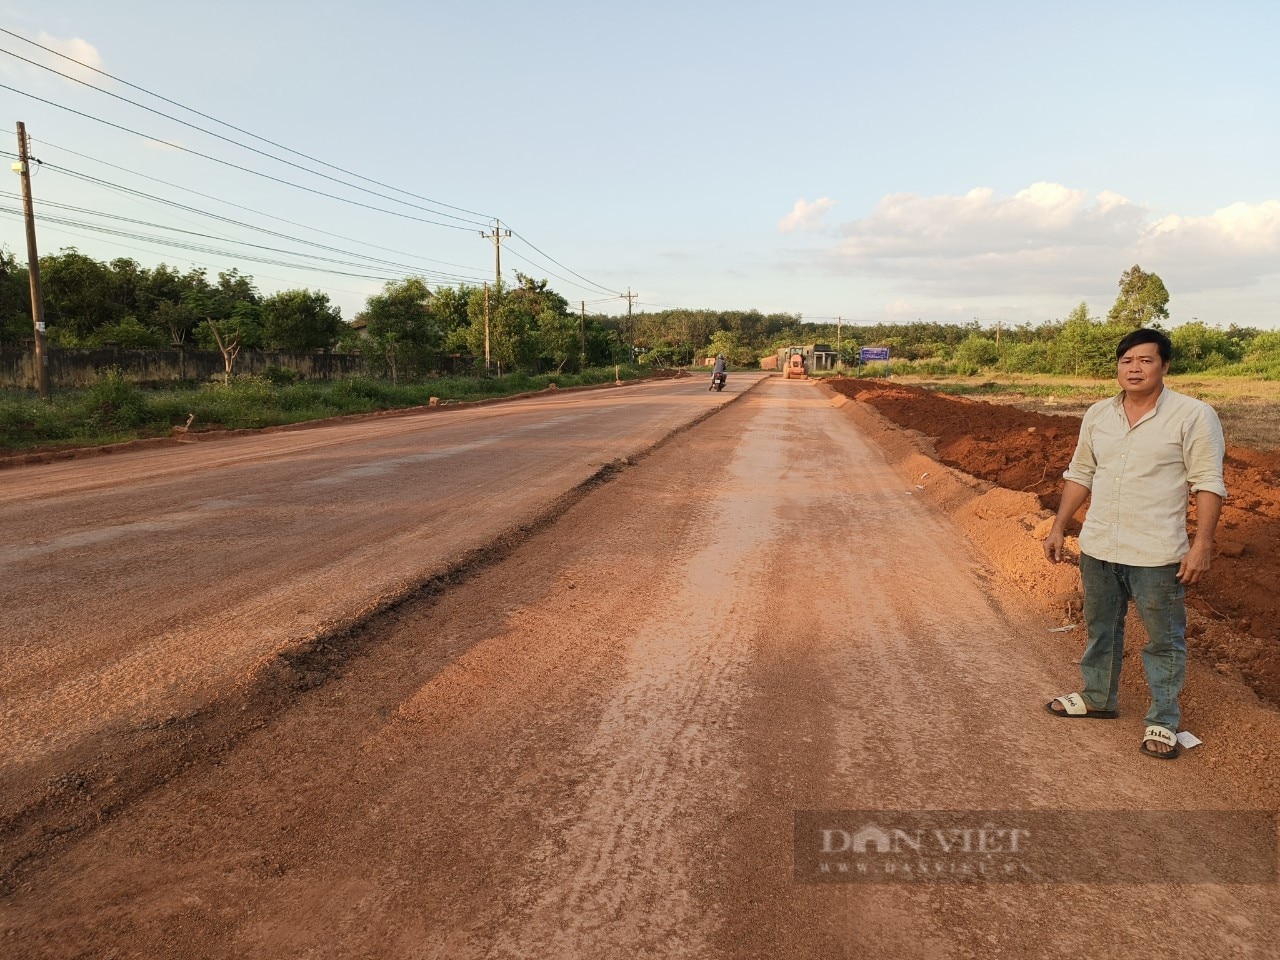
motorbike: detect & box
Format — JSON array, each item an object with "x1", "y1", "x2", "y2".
[{"x1": 710, "y1": 371, "x2": 727, "y2": 392}]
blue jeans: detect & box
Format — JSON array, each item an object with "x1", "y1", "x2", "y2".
[{"x1": 1078, "y1": 554, "x2": 1187, "y2": 732}]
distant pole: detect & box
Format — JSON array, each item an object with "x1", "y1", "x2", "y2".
[
  {"x1": 580, "y1": 300, "x2": 586, "y2": 367},
  {"x1": 480, "y1": 219, "x2": 511, "y2": 291},
  {"x1": 15, "y1": 121, "x2": 49, "y2": 399},
  {"x1": 483, "y1": 283, "x2": 491, "y2": 371},
  {"x1": 623, "y1": 288, "x2": 638, "y2": 360},
  {"x1": 837, "y1": 316, "x2": 842, "y2": 357}
]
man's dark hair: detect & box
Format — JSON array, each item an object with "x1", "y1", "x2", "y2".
[{"x1": 1116, "y1": 327, "x2": 1172, "y2": 363}]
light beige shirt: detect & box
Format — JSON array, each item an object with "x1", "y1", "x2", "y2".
[{"x1": 1064, "y1": 387, "x2": 1227, "y2": 566}]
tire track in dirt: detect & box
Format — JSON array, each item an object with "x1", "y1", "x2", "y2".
[
  {"x1": 0, "y1": 380, "x2": 763, "y2": 888},
  {"x1": 482, "y1": 388, "x2": 788, "y2": 957},
  {"x1": 4, "y1": 378, "x2": 1279, "y2": 959}
]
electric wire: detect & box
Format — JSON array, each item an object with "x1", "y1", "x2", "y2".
[
  {"x1": 506, "y1": 228, "x2": 620, "y2": 297},
  {"x1": 0, "y1": 46, "x2": 493, "y2": 230},
  {"x1": 0, "y1": 26, "x2": 495, "y2": 222},
  {"x1": 500, "y1": 245, "x2": 625, "y2": 301},
  {"x1": 12, "y1": 216, "x2": 442, "y2": 303},
  {"x1": 25, "y1": 140, "x2": 488, "y2": 276},
  {"x1": 0, "y1": 192, "x2": 487, "y2": 284},
  {"x1": 1, "y1": 31, "x2": 629, "y2": 308},
  {"x1": 0, "y1": 160, "x2": 492, "y2": 280},
  {"x1": 0, "y1": 81, "x2": 486, "y2": 233},
  {"x1": 0, "y1": 205, "x2": 421, "y2": 281}
]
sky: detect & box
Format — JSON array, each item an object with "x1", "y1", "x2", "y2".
[{"x1": 1, "y1": 1, "x2": 1278, "y2": 331}]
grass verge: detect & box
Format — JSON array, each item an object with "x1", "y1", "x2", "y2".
[{"x1": 0, "y1": 366, "x2": 648, "y2": 453}]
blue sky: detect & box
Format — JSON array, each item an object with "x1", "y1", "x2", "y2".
[{"x1": 2, "y1": 1, "x2": 1277, "y2": 330}]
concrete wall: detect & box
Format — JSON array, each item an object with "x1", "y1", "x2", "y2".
[{"x1": 0, "y1": 346, "x2": 366, "y2": 389}]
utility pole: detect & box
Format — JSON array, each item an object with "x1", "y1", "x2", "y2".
[
  {"x1": 975, "y1": 316, "x2": 1003, "y2": 351},
  {"x1": 580, "y1": 300, "x2": 586, "y2": 367},
  {"x1": 15, "y1": 121, "x2": 49, "y2": 399},
  {"x1": 483, "y1": 282, "x2": 491, "y2": 372},
  {"x1": 480, "y1": 219, "x2": 511, "y2": 291},
  {"x1": 623, "y1": 288, "x2": 638, "y2": 360},
  {"x1": 837, "y1": 316, "x2": 842, "y2": 357}
]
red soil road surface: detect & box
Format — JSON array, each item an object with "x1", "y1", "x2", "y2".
[{"x1": 3, "y1": 375, "x2": 1280, "y2": 958}]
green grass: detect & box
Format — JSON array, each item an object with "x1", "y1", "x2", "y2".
[
  {"x1": 927, "y1": 381, "x2": 1105, "y2": 400},
  {"x1": 0, "y1": 366, "x2": 646, "y2": 452}
]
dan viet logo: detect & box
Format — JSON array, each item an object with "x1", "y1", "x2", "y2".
[
  {"x1": 794, "y1": 809, "x2": 1278, "y2": 885},
  {"x1": 820, "y1": 821, "x2": 1032, "y2": 877}
]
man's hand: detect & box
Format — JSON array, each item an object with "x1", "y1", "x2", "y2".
[
  {"x1": 1043, "y1": 528, "x2": 1067, "y2": 564},
  {"x1": 1043, "y1": 481, "x2": 1090, "y2": 565},
  {"x1": 1177, "y1": 540, "x2": 1214, "y2": 584},
  {"x1": 1179, "y1": 490, "x2": 1224, "y2": 585}
]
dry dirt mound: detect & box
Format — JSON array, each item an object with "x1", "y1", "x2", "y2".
[{"x1": 827, "y1": 377, "x2": 1280, "y2": 705}]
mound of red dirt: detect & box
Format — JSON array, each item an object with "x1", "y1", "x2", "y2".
[{"x1": 828, "y1": 377, "x2": 1280, "y2": 702}]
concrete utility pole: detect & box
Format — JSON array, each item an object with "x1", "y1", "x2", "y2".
[
  {"x1": 15, "y1": 121, "x2": 49, "y2": 398},
  {"x1": 480, "y1": 219, "x2": 511, "y2": 291},
  {"x1": 580, "y1": 300, "x2": 586, "y2": 367},
  {"x1": 623, "y1": 288, "x2": 638, "y2": 359},
  {"x1": 837, "y1": 316, "x2": 842, "y2": 356},
  {"x1": 484, "y1": 283, "x2": 491, "y2": 371}
]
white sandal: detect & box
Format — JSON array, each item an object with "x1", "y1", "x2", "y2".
[
  {"x1": 1045, "y1": 693, "x2": 1117, "y2": 719},
  {"x1": 1140, "y1": 725, "x2": 1180, "y2": 760}
]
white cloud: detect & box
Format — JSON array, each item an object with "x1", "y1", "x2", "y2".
[
  {"x1": 0, "y1": 32, "x2": 105, "y2": 85},
  {"x1": 821, "y1": 183, "x2": 1280, "y2": 301},
  {"x1": 34, "y1": 32, "x2": 105, "y2": 84},
  {"x1": 778, "y1": 197, "x2": 836, "y2": 234}
]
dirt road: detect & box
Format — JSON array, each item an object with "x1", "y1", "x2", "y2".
[{"x1": 4, "y1": 377, "x2": 1278, "y2": 958}]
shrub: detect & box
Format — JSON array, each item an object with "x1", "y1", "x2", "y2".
[
  {"x1": 263, "y1": 365, "x2": 301, "y2": 385},
  {"x1": 79, "y1": 367, "x2": 147, "y2": 433}
]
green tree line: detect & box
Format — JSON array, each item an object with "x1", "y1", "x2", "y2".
[{"x1": 4, "y1": 251, "x2": 1278, "y2": 380}]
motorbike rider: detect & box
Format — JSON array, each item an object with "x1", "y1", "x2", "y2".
[{"x1": 710, "y1": 353, "x2": 728, "y2": 390}]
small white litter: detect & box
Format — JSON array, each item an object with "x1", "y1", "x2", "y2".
[
  {"x1": 1176, "y1": 731, "x2": 1202, "y2": 749},
  {"x1": 1048, "y1": 624, "x2": 1077, "y2": 633}
]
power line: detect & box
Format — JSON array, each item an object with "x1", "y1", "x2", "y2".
[
  {"x1": 0, "y1": 156, "x2": 491, "y2": 281},
  {"x1": 0, "y1": 192, "x2": 486, "y2": 284},
  {"x1": 1, "y1": 29, "x2": 623, "y2": 306},
  {"x1": 506, "y1": 228, "x2": 619, "y2": 297},
  {"x1": 0, "y1": 81, "x2": 485, "y2": 233},
  {"x1": 0, "y1": 44, "x2": 491, "y2": 229},
  {"x1": 23, "y1": 140, "x2": 487, "y2": 276},
  {"x1": 0, "y1": 205, "x2": 419, "y2": 281},
  {"x1": 10, "y1": 215, "x2": 406, "y2": 302},
  {"x1": 0, "y1": 25, "x2": 495, "y2": 223}
]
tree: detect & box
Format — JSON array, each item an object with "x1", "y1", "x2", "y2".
[
  {"x1": 468, "y1": 273, "x2": 572, "y2": 373},
  {"x1": 429, "y1": 284, "x2": 476, "y2": 338},
  {"x1": 207, "y1": 318, "x2": 241, "y2": 384},
  {"x1": 363, "y1": 277, "x2": 440, "y2": 381},
  {"x1": 261, "y1": 289, "x2": 342, "y2": 351},
  {"x1": 0, "y1": 246, "x2": 31, "y2": 346},
  {"x1": 952, "y1": 334, "x2": 999, "y2": 372},
  {"x1": 1170, "y1": 322, "x2": 1241, "y2": 373},
  {"x1": 1107, "y1": 265, "x2": 1170, "y2": 327},
  {"x1": 39, "y1": 248, "x2": 117, "y2": 341},
  {"x1": 152, "y1": 299, "x2": 198, "y2": 348}
]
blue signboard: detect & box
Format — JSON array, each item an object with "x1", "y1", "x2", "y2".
[{"x1": 859, "y1": 347, "x2": 890, "y2": 362}]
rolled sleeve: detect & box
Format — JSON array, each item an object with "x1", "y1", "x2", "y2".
[
  {"x1": 1062, "y1": 408, "x2": 1101, "y2": 490},
  {"x1": 1185, "y1": 405, "x2": 1228, "y2": 499}
]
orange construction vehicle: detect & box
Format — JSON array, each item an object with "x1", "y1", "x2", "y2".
[{"x1": 783, "y1": 347, "x2": 808, "y2": 380}]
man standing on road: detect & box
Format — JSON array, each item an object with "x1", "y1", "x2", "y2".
[{"x1": 1043, "y1": 328, "x2": 1226, "y2": 759}]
